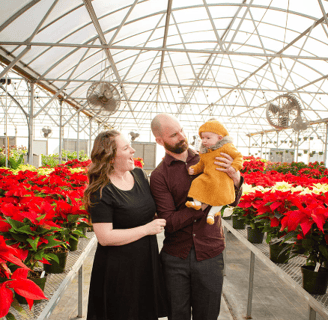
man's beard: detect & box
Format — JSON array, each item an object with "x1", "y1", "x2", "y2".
[{"x1": 164, "y1": 139, "x2": 188, "y2": 154}]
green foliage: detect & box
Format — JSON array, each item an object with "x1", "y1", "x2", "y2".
[
  {"x1": 265, "y1": 161, "x2": 308, "y2": 175},
  {"x1": 0, "y1": 146, "x2": 27, "y2": 169},
  {"x1": 41, "y1": 150, "x2": 88, "y2": 167}
]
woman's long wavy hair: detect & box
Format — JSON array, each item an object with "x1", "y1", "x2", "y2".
[{"x1": 83, "y1": 130, "x2": 120, "y2": 215}]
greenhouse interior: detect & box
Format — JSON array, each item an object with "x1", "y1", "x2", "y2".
[{"x1": 1, "y1": 1, "x2": 328, "y2": 320}]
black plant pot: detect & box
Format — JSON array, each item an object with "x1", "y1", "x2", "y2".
[
  {"x1": 269, "y1": 241, "x2": 290, "y2": 264},
  {"x1": 301, "y1": 265, "x2": 328, "y2": 295},
  {"x1": 232, "y1": 215, "x2": 246, "y2": 229},
  {"x1": 246, "y1": 226, "x2": 264, "y2": 244},
  {"x1": 43, "y1": 250, "x2": 68, "y2": 274},
  {"x1": 69, "y1": 236, "x2": 79, "y2": 251}
]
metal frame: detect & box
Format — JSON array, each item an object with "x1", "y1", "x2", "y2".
[{"x1": 222, "y1": 219, "x2": 328, "y2": 320}]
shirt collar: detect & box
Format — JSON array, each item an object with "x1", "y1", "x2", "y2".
[{"x1": 164, "y1": 148, "x2": 198, "y2": 166}]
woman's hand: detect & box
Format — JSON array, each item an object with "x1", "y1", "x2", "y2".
[
  {"x1": 188, "y1": 167, "x2": 195, "y2": 175},
  {"x1": 145, "y1": 219, "x2": 166, "y2": 235},
  {"x1": 214, "y1": 153, "x2": 241, "y2": 187}
]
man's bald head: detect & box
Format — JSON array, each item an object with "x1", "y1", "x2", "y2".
[{"x1": 151, "y1": 113, "x2": 180, "y2": 138}]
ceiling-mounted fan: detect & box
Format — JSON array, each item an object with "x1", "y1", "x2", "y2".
[
  {"x1": 129, "y1": 132, "x2": 139, "y2": 141},
  {"x1": 266, "y1": 94, "x2": 308, "y2": 131},
  {"x1": 86, "y1": 81, "x2": 121, "y2": 117},
  {"x1": 41, "y1": 126, "x2": 52, "y2": 138}
]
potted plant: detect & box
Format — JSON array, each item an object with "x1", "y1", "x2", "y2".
[
  {"x1": 0, "y1": 236, "x2": 48, "y2": 319},
  {"x1": 236, "y1": 190, "x2": 266, "y2": 244},
  {"x1": 280, "y1": 193, "x2": 328, "y2": 294},
  {"x1": 231, "y1": 206, "x2": 246, "y2": 229},
  {"x1": 0, "y1": 197, "x2": 66, "y2": 302}
]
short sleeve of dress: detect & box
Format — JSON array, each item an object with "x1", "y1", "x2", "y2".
[{"x1": 89, "y1": 186, "x2": 114, "y2": 223}]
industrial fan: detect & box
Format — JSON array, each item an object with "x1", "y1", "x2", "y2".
[
  {"x1": 266, "y1": 94, "x2": 308, "y2": 131},
  {"x1": 129, "y1": 131, "x2": 139, "y2": 141},
  {"x1": 41, "y1": 126, "x2": 52, "y2": 138},
  {"x1": 86, "y1": 82, "x2": 121, "y2": 116}
]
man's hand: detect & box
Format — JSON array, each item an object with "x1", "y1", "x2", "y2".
[
  {"x1": 188, "y1": 167, "x2": 195, "y2": 175},
  {"x1": 214, "y1": 152, "x2": 241, "y2": 187}
]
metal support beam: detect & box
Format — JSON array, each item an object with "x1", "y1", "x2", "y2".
[
  {"x1": 59, "y1": 99, "x2": 63, "y2": 163},
  {"x1": 246, "y1": 252, "x2": 255, "y2": 319},
  {"x1": 157, "y1": 0, "x2": 173, "y2": 104},
  {"x1": 78, "y1": 266, "x2": 83, "y2": 318},
  {"x1": 0, "y1": 46, "x2": 31, "y2": 79},
  {"x1": 77, "y1": 111, "x2": 80, "y2": 160},
  {"x1": 28, "y1": 82, "x2": 34, "y2": 165}
]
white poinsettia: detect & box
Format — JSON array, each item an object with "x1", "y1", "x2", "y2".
[
  {"x1": 300, "y1": 187, "x2": 313, "y2": 195},
  {"x1": 311, "y1": 183, "x2": 328, "y2": 194},
  {"x1": 291, "y1": 185, "x2": 304, "y2": 193},
  {"x1": 272, "y1": 181, "x2": 293, "y2": 191},
  {"x1": 242, "y1": 183, "x2": 258, "y2": 195},
  {"x1": 222, "y1": 206, "x2": 234, "y2": 217}
]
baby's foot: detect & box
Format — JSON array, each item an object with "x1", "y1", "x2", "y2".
[
  {"x1": 185, "y1": 201, "x2": 201, "y2": 210},
  {"x1": 207, "y1": 216, "x2": 215, "y2": 225}
]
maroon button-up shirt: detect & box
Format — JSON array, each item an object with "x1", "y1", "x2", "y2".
[{"x1": 150, "y1": 148, "x2": 243, "y2": 261}]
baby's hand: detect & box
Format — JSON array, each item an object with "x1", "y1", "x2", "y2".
[{"x1": 188, "y1": 167, "x2": 195, "y2": 175}]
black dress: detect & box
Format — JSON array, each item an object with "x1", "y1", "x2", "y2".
[{"x1": 87, "y1": 167, "x2": 168, "y2": 320}]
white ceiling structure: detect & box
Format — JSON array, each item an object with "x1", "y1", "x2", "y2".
[{"x1": 1, "y1": 0, "x2": 328, "y2": 152}]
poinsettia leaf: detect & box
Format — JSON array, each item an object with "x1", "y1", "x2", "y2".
[
  {"x1": 45, "y1": 253, "x2": 60, "y2": 264},
  {"x1": 9, "y1": 279, "x2": 47, "y2": 300},
  {"x1": 0, "y1": 284, "x2": 13, "y2": 318},
  {"x1": 0, "y1": 252, "x2": 27, "y2": 269},
  {"x1": 42, "y1": 238, "x2": 63, "y2": 250},
  {"x1": 67, "y1": 214, "x2": 79, "y2": 223},
  {"x1": 36, "y1": 214, "x2": 46, "y2": 222},
  {"x1": 5, "y1": 312, "x2": 16, "y2": 320},
  {"x1": 10, "y1": 297, "x2": 27, "y2": 315},
  {"x1": 27, "y1": 237, "x2": 39, "y2": 252},
  {"x1": 10, "y1": 233, "x2": 28, "y2": 243},
  {"x1": 319, "y1": 245, "x2": 328, "y2": 261},
  {"x1": 279, "y1": 231, "x2": 298, "y2": 243},
  {"x1": 16, "y1": 225, "x2": 34, "y2": 236},
  {"x1": 4, "y1": 217, "x2": 25, "y2": 230}
]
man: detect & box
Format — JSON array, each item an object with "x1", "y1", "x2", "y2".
[{"x1": 150, "y1": 113, "x2": 243, "y2": 320}]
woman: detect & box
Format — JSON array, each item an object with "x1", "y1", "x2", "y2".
[{"x1": 83, "y1": 130, "x2": 168, "y2": 320}]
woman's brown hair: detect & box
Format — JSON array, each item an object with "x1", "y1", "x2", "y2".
[{"x1": 83, "y1": 130, "x2": 120, "y2": 215}]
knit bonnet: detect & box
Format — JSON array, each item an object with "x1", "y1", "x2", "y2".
[{"x1": 199, "y1": 120, "x2": 229, "y2": 138}]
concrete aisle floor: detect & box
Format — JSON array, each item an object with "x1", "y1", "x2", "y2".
[{"x1": 48, "y1": 231, "x2": 326, "y2": 320}]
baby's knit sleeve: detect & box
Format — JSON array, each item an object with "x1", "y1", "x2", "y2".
[
  {"x1": 225, "y1": 144, "x2": 243, "y2": 172},
  {"x1": 190, "y1": 158, "x2": 205, "y2": 175}
]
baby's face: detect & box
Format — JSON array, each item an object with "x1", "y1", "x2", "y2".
[{"x1": 201, "y1": 132, "x2": 222, "y2": 147}]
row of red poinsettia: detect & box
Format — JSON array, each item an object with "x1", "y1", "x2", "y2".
[
  {"x1": 237, "y1": 157, "x2": 328, "y2": 268},
  {"x1": 0, "y1": 163, "x2": 90, "y2": 318},
  {"x1": 0, "y1": 158, "x2": 144, "y2": 318}
]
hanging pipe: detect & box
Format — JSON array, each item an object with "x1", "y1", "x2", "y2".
[
  {"x1": 77, "y1": 110, "x2": 80, "y2": 160},
  {"x1": 59, "y1": 99, "x2": 63, "y2": 163},
  {"x1": 324, "y1": 123, "x2": 328, "y2": 167},
  {"x1": 28, "y1": 82, "x2": 34, "y2": 165}
]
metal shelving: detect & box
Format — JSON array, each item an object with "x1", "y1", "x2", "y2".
[
  {"x1": 222, "y1": 219, "x2": 328, "y2": 320},
  {"x1": 7, "y1": 232, "x2": 97, "y2": 320}
]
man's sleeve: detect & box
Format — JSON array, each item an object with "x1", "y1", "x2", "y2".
[{"x1": 150, "y1": 171, "x2": 205, "y2": 233}]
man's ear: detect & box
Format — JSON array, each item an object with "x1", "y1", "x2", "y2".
[{"x1": 155, "y1": 136, "x2": 164, "y2": 146}]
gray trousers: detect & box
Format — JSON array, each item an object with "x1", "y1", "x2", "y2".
[{"x1": 160, "y1": 246, "x2": 224, "y2": 320}]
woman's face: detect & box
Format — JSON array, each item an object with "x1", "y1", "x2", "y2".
[{"x1": 113, "y1": 134, "x2": 136, "y2": 172}]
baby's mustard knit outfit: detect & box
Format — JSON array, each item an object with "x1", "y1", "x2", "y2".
[{"x1": 187, "y1": 120, "x2": 243, "y2": 224}]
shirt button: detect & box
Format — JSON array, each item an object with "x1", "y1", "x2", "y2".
[
  {"x1": 194, "y1": 220, "x2": 197, "y2": 222},
  {"x1": 193, "y1": 234, "x2": 196, "y2": 237}
]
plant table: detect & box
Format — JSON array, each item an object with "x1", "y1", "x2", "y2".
[
  {"x1": 6, "y1": 232, "x2": 97, "y2": 320},
  {"x1": 222, "y1": 219, "x2": 328, "y2": 320}
]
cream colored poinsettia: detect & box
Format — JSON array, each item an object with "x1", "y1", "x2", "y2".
[
  {"x1": 271, "y1": 181, "x2": 293, "y2": 191},
  {"x1": 310, "y1": 183, "x2": 328, "y2": 194}
]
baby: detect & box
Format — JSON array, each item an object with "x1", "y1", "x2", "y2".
[{"x1": 186, "y1": 119, "x2": 243, "y2": 224}]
